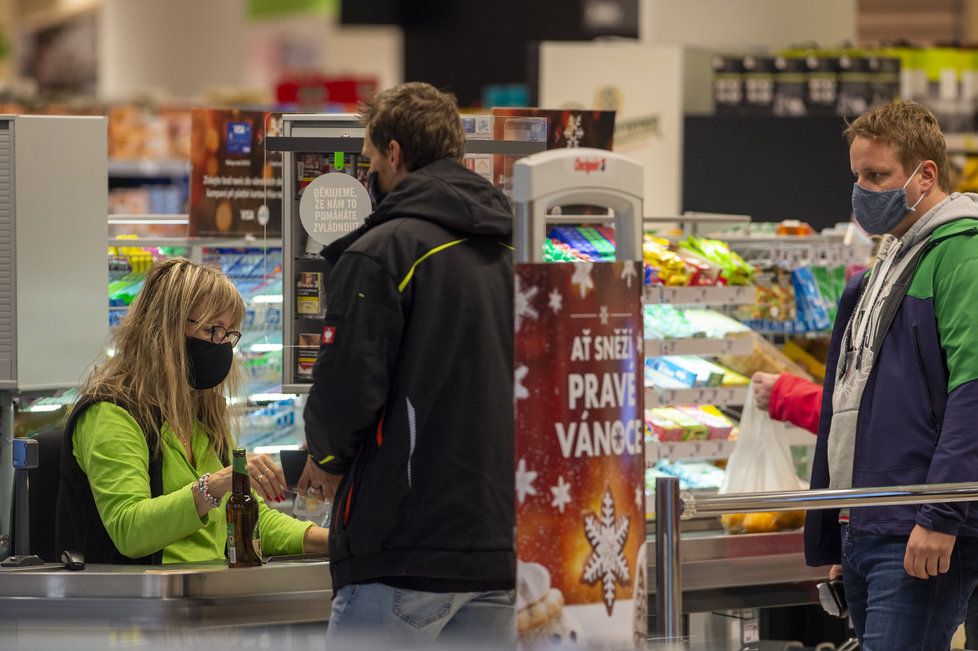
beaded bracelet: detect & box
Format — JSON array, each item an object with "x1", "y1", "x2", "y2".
[{"x1": 197, "y1": 473, "x2": 222, "y2": 509}]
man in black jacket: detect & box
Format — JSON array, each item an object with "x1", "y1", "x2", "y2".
[{"x1": 302, "y1": 82, "x2": 515, "y2": 647}]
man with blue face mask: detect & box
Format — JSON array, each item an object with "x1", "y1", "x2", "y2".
[{"x1": 806, "y1": 100, "x2": 978, "y2": 650}]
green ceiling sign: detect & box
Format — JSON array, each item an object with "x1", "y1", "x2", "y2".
[{"x1": 247, "y1": 0, "x2": 337, "y2": 20}]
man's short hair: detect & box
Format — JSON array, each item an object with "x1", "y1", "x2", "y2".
[
  {"x1": 360, "y1": 82, "x2": 465, "y2": 171},
  {"x1": 844, "y1": 100, "x2": 951, "y2": 192}
]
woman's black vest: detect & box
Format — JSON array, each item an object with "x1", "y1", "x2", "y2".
[{"x1": 54, "y1": 397, "x2": 165, "y2": 564}]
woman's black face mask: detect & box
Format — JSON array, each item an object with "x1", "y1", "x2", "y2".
[{"x1": 186, "y1": 337, "x2": 233, "y2": 390}]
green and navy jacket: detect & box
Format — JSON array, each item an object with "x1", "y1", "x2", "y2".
[
  {"x1": 807, "y1": 199, "x2": 978, "y2": 567},
  {"x1": 304, "y1": 158, "x2": 515, "y2": 592}
]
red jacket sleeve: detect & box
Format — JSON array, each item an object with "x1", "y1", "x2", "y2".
[{"x1": 769, "y1": 373, "x2": 822, "y2": 435}]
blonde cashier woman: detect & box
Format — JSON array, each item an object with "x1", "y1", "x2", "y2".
[{"x1": 55, "y1": 258, "x2": 328, "y2": 564}]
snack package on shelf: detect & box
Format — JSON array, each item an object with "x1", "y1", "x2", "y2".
[
  {"x1": 716, "y1": 332, "x2": 814, "y2": 381},
  {"x1": 648, "y1": 355, "x2": 726, "y2": 387},
  {"x1": 679, "y1": 235, "x2": 755, "y2": 285},
  {"x1": 774, "y1": 219, "x2": 815, "y2": 236},
  {"x1": 644, "y1": 305, "x2": 751, "y2": 340},
  {"x1": 676, "y1": 406, "x2": 735, "y2": 440},
  {"x1": 653, "y1": 460, "x2": 726, "y2": 491},
  {"x1": 548, "y1": 225, "x2": 615, "y2": 262},
  {"x1": 643, "y1": 366, "x2": 689, "y2": 389},
  {"x1": 647, "y1": 407, "x2": 708, "y2": 441},
  {"x1": 791, "y1": 267, "x2": 832, "y2": 331},
  {"x1": 646, "y1": 404, "x2": 735, "y2": 442},
  {"x1": 647, "y1": 409, "x2": 685, "y2": 442},
  {"x1": 643, "y1": 234, "x2": 689, "y2": 286},
  {"x1": 741, "y1": 267, "x2": 795, "y2": 322},
  {"x1": 544, "y1": 238, "x2": 592, "y2": 262},
  {"x1": 810, "y1": 265, "x2": 846, "y2": 324},
  {"x1": 721, "y1": 368, "x2": 750, "y2": 386}
]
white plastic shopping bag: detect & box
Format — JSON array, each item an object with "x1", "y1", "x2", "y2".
[{"x1": 719, "y1": 380, "x2": 807, "y2": 533}]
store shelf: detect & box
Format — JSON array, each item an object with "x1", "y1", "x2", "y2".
[
  {"x1": 645, "y1": 385, "x2": 748, "y2": 408},
  {"x1": 109, "y1": 236, "x2": 283, "y2": 249},
  {"x1": 108, "y1": 214, "x2": 189, "y2": 224},
  {"x1": 645, "y1": 334, "x2": 753, "y2": 357},
  {"x1": 108, "y1": 159, "x2": 190, "y2": 178},
  {"x1": 646, "y1": 438, "x2": 736, "y2": 463},
  {"x1": 643, "y1": 285, "x2": 756, "y2": 306}
]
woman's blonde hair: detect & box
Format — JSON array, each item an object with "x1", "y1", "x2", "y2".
[{"x1": 79, "y1": 257, "x2": 245, "y2": 459}]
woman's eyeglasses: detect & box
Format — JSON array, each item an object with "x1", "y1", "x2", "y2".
[{"x1": 187, "y1": 319, "x2": 241, "y2": 347}]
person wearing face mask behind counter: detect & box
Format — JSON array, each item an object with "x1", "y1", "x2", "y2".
[
  {"x1": 55, "y1": 258, "x2": 328, "y2": 564},
  {"x1": 805, "y1": 100, "x2": 978, "y2": 650}
]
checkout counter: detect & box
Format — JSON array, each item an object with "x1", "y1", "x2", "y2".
[
  {"x1": 0, "y1": 526, "x2": 823, "y2": 649},
  {"x1": 0, "y1": 558, "x2": 333, "y2": 650}
]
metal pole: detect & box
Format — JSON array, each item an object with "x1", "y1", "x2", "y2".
[
  {"x1": 684, "y1": 481, "x2": 978, "y2": 519},
  {"x1": 0, "y1": 391, "x2": 13, "y2": 540},
  {"x1": 655, "y1": 476, "x2": 683, "y2": 640},
  {"x1": 12, "y1": 467, "x2": 27, "y2": 556}
]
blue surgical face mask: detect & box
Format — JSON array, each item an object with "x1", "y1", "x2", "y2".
[{"x1": 851, "y1": 163, "x2": 925, "y2": 235}]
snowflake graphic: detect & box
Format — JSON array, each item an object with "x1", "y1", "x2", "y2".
[
  {"x1": 571, "y1": 262, "x2": 595, "y2": 299},
  {"x1": 621, "y1": 261, "x2": 638, "y2": 288},
  {"x1": 515, "y1": 275, "x2": 540, "y2": 332},
  {"x1": 599, "y1": 305, "x2": 609, "y2": 325},
  {"x1": 514, "y1": 365, "x2": 529, "y2": 400},
  {"x1": 582, "y1": 488, "x2": 631, "y2": 615},
  {"x1": 548, "y1": 288, "x2": 563, "y2": 314},
  {"x1": 550, "y1": 476, "x2": 572, "y2": 513},
  {"x1": 564, "y1": 115, "x2": 585, "y2": 148},
  {"x1": 515, "y1": 458, "x2": 538, "y2": 504}
]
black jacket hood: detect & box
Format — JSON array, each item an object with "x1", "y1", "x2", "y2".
[{"x1": 322, "y1": 159, "x2": 512, "y2": 264}]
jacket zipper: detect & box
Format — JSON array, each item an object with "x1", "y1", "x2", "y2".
[{"x1": 911, "y1": 325, "x2": 940, "y2": 434}]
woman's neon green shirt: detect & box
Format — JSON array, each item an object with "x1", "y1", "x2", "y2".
[{"x1": 72, "y1": 401, "x2": 312, "y2": 564}]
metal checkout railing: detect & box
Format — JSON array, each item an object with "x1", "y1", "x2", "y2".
[{"x1": 654, "y1": 477, "x2": 978, "y2": 639}]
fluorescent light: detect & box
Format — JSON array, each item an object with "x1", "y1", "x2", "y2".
[
  {"x1": 249, "y1": 392, "x2": 298, "y2": 402},
  {"x1": 108, "y1": 218, "x2": 189, "y2": 225},
  {"x1": 252, "y1": 444, "x2": 301, "y2": 454},
  {"x1": 27, "y1": 404, "x2": 63, "y2": 413},
  {"x1": 250, "y1": 343, "x2": 283, "y2": 353},
  {"x1": 252, "y1": 294, "x2": 283, "y2": 304}
]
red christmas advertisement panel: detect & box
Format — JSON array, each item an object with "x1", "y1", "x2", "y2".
[{"x1": 514, "y1": 261, "x2": 646, "y2": 648}]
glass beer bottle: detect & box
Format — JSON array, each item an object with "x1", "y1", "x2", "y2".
[{"x1": 226, "y1": 448, "x2": 262, "y2": 567}]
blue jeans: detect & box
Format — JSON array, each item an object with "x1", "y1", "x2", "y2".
[
  {"x1": 324, "y1": 583, "x2": 515, "y2": 650},
  {"x1": 841, "y1": 524, "x2": 978, "y2": 651}
]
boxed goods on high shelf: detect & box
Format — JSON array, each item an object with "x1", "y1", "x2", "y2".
[
  {"x1": 712, "y1": 44, "x2": 978, "y2": 134},
  {"x1": 105, "y1": 104, "x2": 193, "y2": 217},
  {"x1": 712, "y1": 49, "x2": 899, "y2": 118}
]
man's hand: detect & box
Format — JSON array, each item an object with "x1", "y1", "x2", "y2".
[
  {"x1": 904, "y1": 524, "x2": 956, "y2": 579},
  {"x1": 829, "y1": 564, "x2": 843, "y2": 581},
  {"x1": 297, "y1": 455, "x2": 343, "y2": 502},
  {"x1": 751, "y1": 372, "x2": 780, "y2": 412}
]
